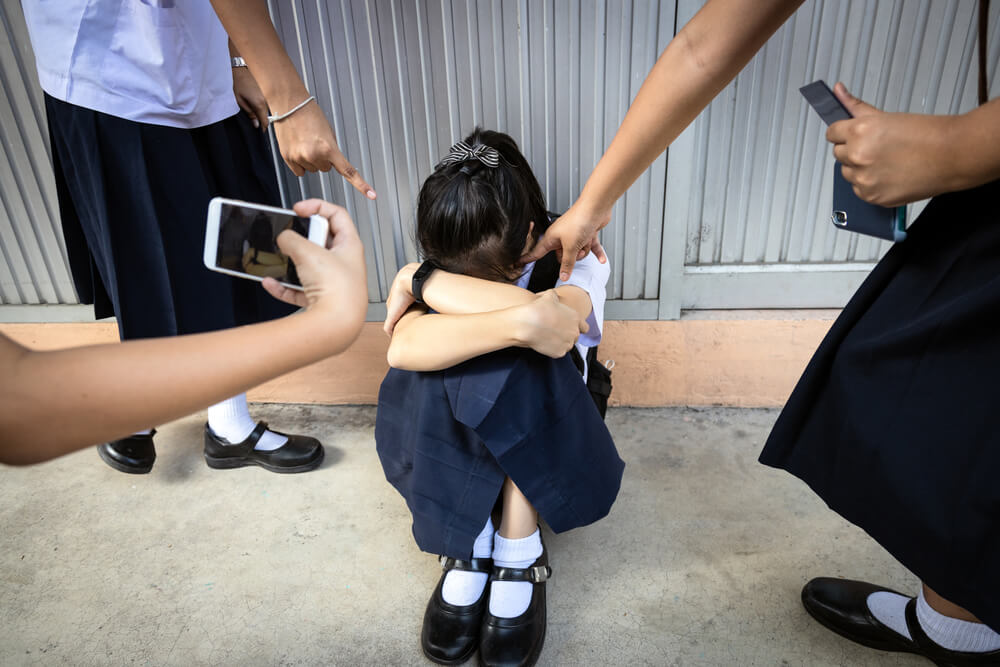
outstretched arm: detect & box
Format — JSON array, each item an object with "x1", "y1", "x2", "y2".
[
  {"x1": 211, "y1": 0, "x2": 376, "y2": 198},
  {"x1": 524, "y1": 0, "x2": 804, "y2": 280},
  {"x1": 0, "y1": 200, "x2": 367, "y2": 465}
]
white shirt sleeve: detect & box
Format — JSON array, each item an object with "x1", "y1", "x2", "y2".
[{"x1": 555, "y1": 251, "x2": 610, "y2": 348}]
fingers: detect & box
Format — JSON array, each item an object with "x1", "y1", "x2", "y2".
[
  {"x1": 331, "y1": 148, "x2": 376, "y2": 200},
  {"x1": 832, "y1": 142, "x2": 850, "y2": 165},
  {"x1": 292, "y1": 199, "x2": 360, "y2": 249},
  {"x1": 826, "y1": 119, "x2": 849, "y2": 145},
  {"x1": 236, "y1": 95, "x2": 267, "y2": 130},
  {"x1": 293, "y1": 152, "x2": 325, "y2": 174},
  {"x1": 383, "y1": 298, "x2": 410, "y2": 337},
  {"x1": 252, "y1": 99, "x2": 269, "y2": 131},
  {"x1": 558, "y1": 242, "x2": 583, "y2": 283},
  {"x1": 261, "y1": 276, "x2": 307, "y2": 308},
  {"x1": 520, "y1": 232, "x2": 560, "y2": 264},
  {"x1": 235, "y1": 96, "x2": 256, "y2": 127},
  {"x1": 283, "y1": 154, "x2": 306, "y2": 178},
  {"x1": 590, "y1": 236, "x2": 608, "y2": 264},
  {"x1": 833, "y1": 81, "x2": 878, "y2": 117}
]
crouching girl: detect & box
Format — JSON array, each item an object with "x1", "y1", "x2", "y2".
[{"x1": 375, "y1": 129, "x2": 624, "y2": 667}]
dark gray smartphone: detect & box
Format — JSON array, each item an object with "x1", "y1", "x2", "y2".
[{"x1": 800, "y1": 80, "x2": 906, "y2": 242}]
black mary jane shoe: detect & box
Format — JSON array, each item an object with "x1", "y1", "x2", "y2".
[
  {"x1": 97, "y1": 430, "x2": 156, "y2": 474},
  {"x1": 203, "y1": 421, "x2": 324, "y2": 473},
  {"x1": 478, "y1": 541, "x2": 550, "y2": 667},
  {"x1": 802, "y1": 577, "x2": 1000, "y2": 666},
  {"x1": 422, "y1": 556, "x2": 494, "y2": 665}
]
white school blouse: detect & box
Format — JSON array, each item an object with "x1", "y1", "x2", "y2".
[
  {"x1": 22, "y1": 0, "x2": 237, "y2": 128},
  {"x1": 517, "y1": 251, "x2": 611, "y2": 377}
]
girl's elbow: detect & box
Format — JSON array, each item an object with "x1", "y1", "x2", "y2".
[
  {"x1": 386, "y1": 339, "x2": 416, "y2": 370},
  {"x1": 386, "y1": 343, "x2": 404, "y2": 369}
]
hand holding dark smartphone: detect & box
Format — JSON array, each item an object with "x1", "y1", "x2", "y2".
[{"x1": 800, "y1": 80, "x2": 907, "y2": 242}]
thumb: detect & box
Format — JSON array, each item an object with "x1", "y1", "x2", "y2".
[
  {"x1": 275, "y1": 228, "x2": 315, "y2": 261},
  {"x1": 834, "y1": 81, "x2": 878, "y2": 117}
]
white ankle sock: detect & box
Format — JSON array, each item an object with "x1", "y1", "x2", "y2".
[
  {"x1": 916, "y1": 588, "x2": 1000, "y2": 652},
  {"x1": 489, "y1": 528, "x2": 543, "y2": 618},
  {"x1": 206, "y1": 394, "x2": 288, "y2": 452},
  {"x1": 441, "y1": 517, "x2": 494, "y2": 606},
  {"x1": 866, "y1": 589, "x2": 1000, "y2": 652},
  {"x1": 131, "y1": 429, "x2": 153, "y2": 436}
]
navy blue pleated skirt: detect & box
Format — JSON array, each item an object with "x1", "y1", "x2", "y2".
[
  {"x1": 375, "y1": 348, "x2": 625, "y2": 559},
  {"x1": 46, "y1": 94, "x2": 294, "y2": 339},
  {"x1": 760, "y1": 179, "x2": 1000, "y2": 632}
]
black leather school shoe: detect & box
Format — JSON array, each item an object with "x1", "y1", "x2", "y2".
[
  {"x1": 802, "y1": 577, "x2": 1000, "y2": 665},
  {"x1": 478, "y1": 539, "x2": 551, "y2": 667},
  {"x1": 203, "y1": 422, "x2": 324, "y2": 473},
  {"x1": 422, "y1": 556, "x2": 494, "y2": 665},
  {"x1": 97, "y1": 430, "x2": 156, "y2": 474}
]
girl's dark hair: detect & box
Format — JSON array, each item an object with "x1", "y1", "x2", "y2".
[
  {"x1": 416, "y1": 128, "x2": 548, "y2": 282},
  {"x1": 248, "y1": 214, "x2": 276, "y2": 253}
]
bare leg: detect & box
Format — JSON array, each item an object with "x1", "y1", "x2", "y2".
[
  {"x1": 497, "y1": 477, "x2": 538, "y2": 539},
  {"x1": 923, "y1": 584, "x2": 982, "y2": 623}
]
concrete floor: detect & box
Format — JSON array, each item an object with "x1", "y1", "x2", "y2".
[{"x1": 0, "y1": 405, "x2": 927, "y2": 667}]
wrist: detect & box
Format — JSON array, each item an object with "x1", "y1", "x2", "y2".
[
  {"x1": 507, "y1": 303, "x2": 538, "y2": 348},
  {"x1": 262, "y1": 79, "x2": 310, "y2": 115},
  {"x1": 400, "y1": 263, "x2": 420, "y2": 291},
  {"x1": 307, "y1": 295, "x2": 365, "y2": 353},
  {"x1": 575, "y1": 186, "x2": 615, "y2": 221},
  {"x1": 411, "y1": 260, "x2": 440, "y2": 305},
  {"x1": 946, "y1": 109, "x2": 999, "y2": 192}
]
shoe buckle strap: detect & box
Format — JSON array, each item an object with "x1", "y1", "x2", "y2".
[
  {"x1": 492, "y1": 564, "x2": 552, "y2": 583},
  {"x1": 438, "y1": 556, "x2": 493, "y2": 573}
]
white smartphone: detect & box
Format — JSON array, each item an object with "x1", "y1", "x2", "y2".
[{"x1": 204, "y1": 197, "x2": 328, "y2": 290}]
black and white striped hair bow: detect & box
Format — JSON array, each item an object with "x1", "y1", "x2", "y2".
[{"x1": 438, "y1": 140, "x2": 508, "y2": 169}]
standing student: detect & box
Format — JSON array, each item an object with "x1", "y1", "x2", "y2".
[
  {"x1": 376, "y1": 129, "x2": 623, "y2": 667},
  {"x1": 522, "y1": 0, "x2": 1000, "y2": 663},
  {"x1": 21, "y1": 1, "x2": 334, "y2": 474},
  {"x1": 209, "y1": 0, "x2": 378, "y2": 196}
]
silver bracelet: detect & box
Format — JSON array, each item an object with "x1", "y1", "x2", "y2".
[
  {"x1": 267, "y1": 95, "x2": 315, "y2": 123},
  {"x1": 230, "y1": 56, "x2": 247, "y2": 68}
]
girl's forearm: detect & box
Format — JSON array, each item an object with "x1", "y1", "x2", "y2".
[
  {"x1": 387, "y1": 310, "x2": 522, "y2": 371},
  {"x1": 421, "y1": 269, "x2": 592, "y2": 320},
  {"x1": 421, "y1": 270, "x2": 535, "y2": 314},
  {"x1": 211, "y1": 0, "x2": 309, "y2": 111},
  {"x1": 577, "y1": 0, "x2": 803, "y2": 214},
  {"x1": 0, "y1": 308, "x2": 355, "y2": 465},
  {"x1": 951, "y1": 98, "x2": 1000, "y2": 192}
]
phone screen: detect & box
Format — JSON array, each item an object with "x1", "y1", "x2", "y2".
[{"x1": 215, "y1": 202, "x2": 309, "y2": 286}]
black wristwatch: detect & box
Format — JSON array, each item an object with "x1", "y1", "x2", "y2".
[{"x1": 411, "y1": 259, "x2": 439, "y2": 305}]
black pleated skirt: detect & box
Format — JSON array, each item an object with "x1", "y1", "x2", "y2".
[
  {"x1": 760, "y1": 179, "x2": 1000, "y2": 632},
  {"x1": 375, "y1": 349, "x2": 625, "y2": 560},
  {"x1": 46, "y1": 94, "x2": 294, "y2": 339}
]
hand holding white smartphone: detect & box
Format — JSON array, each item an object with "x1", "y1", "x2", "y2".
[{"x1": 204, "y1": 197, "x2": 329, "y2": 290}]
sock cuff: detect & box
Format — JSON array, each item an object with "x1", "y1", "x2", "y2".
[
  {"x1": 493, "y1": 528, "x2": 542, "y2": 567},
  {"x1": 916, "y1": 588, "x2": 1000, "y2": 652},
  {"x1": 208, "y1": 393, "x2": 249, "y2": 420},
  {"x1": 472, "y1": 517, "x2": 495, "y2": 559}
]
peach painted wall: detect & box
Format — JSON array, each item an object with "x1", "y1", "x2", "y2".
[{"x1": 0, "y1": 316, "x2": 835, "y2": 407}]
